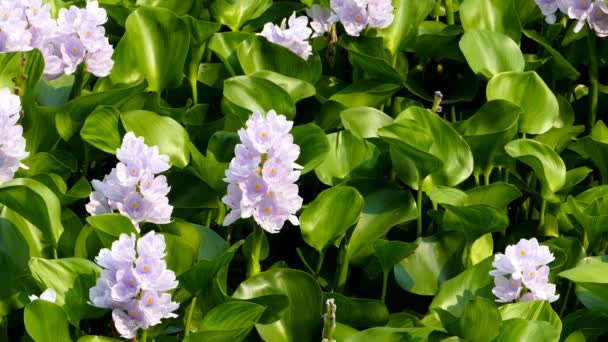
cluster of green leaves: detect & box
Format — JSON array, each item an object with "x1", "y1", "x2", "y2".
[{"x1": 2, "y1": 0, "x2": 608, "y2": 341}]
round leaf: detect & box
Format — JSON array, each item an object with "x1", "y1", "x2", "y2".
[
  {"x1": 24, "y1": 300, "x2": 71, "y2": 342},
  {"x1": 460, "y1": 30, "x2": 524, "y2": 78},
  {"x1": 340, "y1": 107, "x2": 394, "y2": 139},
  {"x1": 223, "y1": 75, "x2": 295, "y2": 120},
  {"x1": 291, "y1": 124, "x2": 329, "y2": 174},
  {"x1": 80, "y1": 106, "x2": 121, "y2": 154}
]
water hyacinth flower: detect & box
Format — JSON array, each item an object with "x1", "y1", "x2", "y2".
[
  {"x1": 367, "y1": 0, "x2": 394, "y2": 29},
  {"x1": 86, "y1": 132, "x2": 173, "y2": 229},
  {"x1": 490, "y1": 238, "x2": 560, "y2": 303},
  {"x1": 329, "y1": 0, "x2": 394, "y2": 36},
  {"x1": 536, "y1": 0, "x2": 561, "y2": 23},
  {"x1": 0, "y1": 88, "x2": 29, "y2": 185},
  {"x1": 306, "y1": 5, "x2": 338, "y2": 38},
  {"x1": 588, "y1": 1, "x2": 608, "y2": 37},
  {"x1": 89, "y1": 232, "x2": 179, "y2": 339},
  {"x1": 0, "y1": 0, "x2": 114, "y2": 79},
  {"x1": 222, "y1": 110, "x2": 303, "y2": 234},
  {"x1": 259, "y1": 12, "x2": 313, "y2": 60},
  {"x1": 29, "y1": 288, "x2": 56, "y2": 303}
]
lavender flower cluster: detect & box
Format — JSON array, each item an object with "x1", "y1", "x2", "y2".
[
  {"x1": 222, "y1": 110, "x2": 303, "y2": 234},
  {"x1": 490, "y1": 238, "x2": 560, "y2": 303},
  {"x1": 86, "y1": 132, "x2": 173, "y2": 229},
  {"x1": 0, "y1": 0, "x2": 114, "y2": 79},
  {"x1": 0, "y1": 88, "x2": 29, "y2": 185},
  {"x1": 89, "y1": 232, "x2": 179, "y2": 339},
  {"x1": 259, "y1": 0, "x2": 393, "y2": 60},
  {"x1": 536, "y1": 0, "x2": 608, "y2": 36}
]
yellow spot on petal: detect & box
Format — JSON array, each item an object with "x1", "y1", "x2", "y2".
[
  {"x1": 356, "y1": 15, "x2": 362, "y2": 21},
  {"x1": 597, "y1": 11, "x2": 604, "y2": 18},
  {"x1": 130, "y1": 279, "x2": 135, "y2": 286},
  {"x1": 86, "y1": 30, "x2": 91, "y2": 37},
  {"x1": 142, "y1": 265, "x2": 148, "y2": 272},
  {"x1": 130, "y1": 167, "x2": 137, "y2": 175},
  {"x1": 581, "y1": 0, "x2": 587, "y2": 7},
  {"x1": 520, "y1": 249, "x2": 525, "y2": 256},
  {"x1": 2, "y1": 13, "x2": 8, "y2": 20},
  {"x1": 72, "y1": 47, "x2": 78, "y2": 54},
  {"x1": 255, "y1": 183, "x2": 261, "y2": 191},
  {"x1": 147, "y1": 297, "x2": 153, "y2": 305},
  {"x1": 270, "y1": 168, "x2": 276, "y2": 175},
  {"x1": 131, "y1": 311, "x2": 137, "y2": 318},
  {"x1": 529, "y1": 272, "x2": 534, "y2": 278},
  {"x1": 264, "y1": 207, "x2": 271, "y2": 214},
  {"x1": 261, "y1": 132, "x2": 267, "y2": 139},
  {"x1": 511, "y1": 282, "x2": 516, "y2": 289},
  {"x1": 131, "y1": 201, "x2": 138, "y2": 209},
  {"x1": 33, "y1": 8, "x2": 38, "y2": 15}
]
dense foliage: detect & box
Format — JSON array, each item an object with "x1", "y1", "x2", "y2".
[{"x1": 2, "y1": 0, "x2": 608, "y2": 341}]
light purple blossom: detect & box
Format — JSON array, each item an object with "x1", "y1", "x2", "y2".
[
  {"x1": 86, "y1": 132, "x2": 173, "y2": 229},
  {"x1": 223, "y1": 110, "x2": 303, "y2": 233},
  {"x1": 89, "y1": 232, "x2": 179, "y2": 339},
  {"x1": 330, "y1": 0, "x2": 369, "y2": 36},
  {"x1": 490, "y1": 238, "x2": 559, "y2": 303},
  {"x1": 536, "y1": 0, "x2": 561, "y2": 23},
  {"x1": 29, "y1": 288, "x2": 56, "y2": 303},
  {"x1": 0, "y1": 88, "x2": 29, "y2": 185},
  {"x1": 306, "y1": 5, "x2": 338, "y2": 38},
  {"x1": 588, "y1": 1, "x2": 608, "y2": 37},
  {"x1": 259, "y1": 12, "x2": 313, "y2": 60},
  {"x1": 367, "y1": 0, "x2": 394, "y2": 28}
]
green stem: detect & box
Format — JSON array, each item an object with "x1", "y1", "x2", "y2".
[
  {"x1": 539, "y1": 199, "x2": 547, "y2": 229},
  {"x1": 315, "y1": 251, "x2": 325, "y2": 276},
  {"x1": 484, "y1": 167, "x2": 492, "y2": 185},
  {"x1": 416, "y1": 187, "x2": 423, "y2": 237},
  {"x1": 450, "y1": 105, "x2": 456, "y2": 123},
  {"x1": 559, "y1": 281, "x2": 572, "y2": 318},
  {"x1": 69, "y1": 64, "x2": 85, "y2": 100},
  {"x1": 445, "y1": 0, "x2": 455, "y2": 25},
  {"x1": 185, "y1": 297, "x2": 197, "y2": 337},
  {"x1": 587, "y1": 31, "x2": 598, "y2": 133},
  {"x1": 140, "y1": 330, "x2": 147, "y2": 342},
  {"x1": 53, "y1": 247, "x2": 58, "y2": 260},
  {"x1": 82, "y1": 144, "x2": 90, "y2": 178},
  {"x1": 336, "y1": 241, "x2": 350, "y2": 292},
  {"x1": 473, "y1": 173, "x2": 480, "y2": 186},
  {"x1": 381, "y1": 271, "x2": 389, "y2": 302},
  {"x1": 247, "y1": 226, "x2": 263, "y2": 278}
]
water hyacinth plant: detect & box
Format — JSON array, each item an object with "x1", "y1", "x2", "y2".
[{"x1": 3, "y1": 0, "x2": 608, "y2": 341}]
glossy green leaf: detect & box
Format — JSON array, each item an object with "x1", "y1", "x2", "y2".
[
  {"x1": 28, "y1": 257, "x2": 104, "y2": 323},
  {"x1": 249, "y1": 70, "x2": 315, "y2": 103},
  {"x1": 499, "y1": 301, "x2": 562, "y2": 333},
  {"x1": 291, "y1": 123, "x2": 329, "y2": 174},
  {"x1": 314, "y1": 130, "x2": 382, "y2": 186},
  {"x1": 339, "y1": 36, "x2": 404, "y2": 83},
  {"x1": 495, "y1": 319, "x2": 559, "y2": 342},
  {"x1": 185, "y1": 301, "x2": 265, "y2": 342},
  {"x1": 459, "y1": 297, "x2": 502, "y2": 342},
  {"x1": 24, "y1": 300, "x2": 71, "y2": 342},
  {"x1": 459, "y1": 30, "x2": 524, "y2": 78},
  {"x1": 300, "y1": 186, "x2": 364, "y2": 253},
  {"x1": 341, "y1": 107, "x2": 394, "y2": 139},
  {"x1": 110, "y1": 7, "x2": 190, "y2": 91},
  {"x1": 523, "y1": 30, "x2": 580, "y2": 80},
  {"x1": 379, "y1": 107, "x2": 473, "y2": 193},
  {"x1": 457, "y1": 100, "x2": 520, "y2": 175},
  {"x1": 441, "y1": 204, "x2": 510, "y2": 241},
  {"x1": 505, "y1": 139, "x2": 566, "y2": 201},
  {"x1": 430, "y1": 256, "x2": 494, "y2": 316},
  {"x1": 323, "y1": 293, "x2": 389, "y2": 328},
  {"x1": 345, "y1": 327, "x2": 441, "y2": 342},
  {"x1": 487, "y1": 71, "x2": 559, "y2": 134},
  {"x1": 460, "y1": 0, "x2": 521, "y2": 42},
  {"x1": 345, "y1": 181, "x2": 418, "y2": 264},
  {"x1": 560, "y1": 261, "x2": 608, "y2": 284},
  {"x1": 373, "y1": 240, "x2": 418, "y2": 273},
  {"x1": 237, "y1": 36, "x2": 322, "y2": 84},
  {"x1": 0, "y1": 178, "x2": 63, "y2": 248},
  {"x1": 210, "y1": 0, "x2": 271, "y2": 31},
  {"x1": 232, "y1": 269, "x2": 322, "y2": 342},
  {"x1": 394, "y1": 232, "x2": 466, "y2": 296},
  {"x1": 120, "y1": 110, "x2": 191, "y2": 168},
  {"x1": 375, "y1": 0, "x2": 435, "y2": 56},
  {"x1": 465, "y1": 182, "x2": 522, "y2": 208},
  {"x1": 86, "y1": 214, "x2": 138, "y2": 237},
  {"x1": 80, "y1": 106, "x2": 121, "y2": 154},
  {"x1": 223, "y1": 75, "x2": 295, "y2": 121},
  {"x1": 570, "y1": 121, "x2": 608, "y2": 184}
]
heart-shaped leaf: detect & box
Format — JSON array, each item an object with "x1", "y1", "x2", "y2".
[{"x1": 459, "y1": 30, "x2": 524, "y2": 78}]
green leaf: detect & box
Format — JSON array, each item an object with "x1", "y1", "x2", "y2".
[
  {"x1": 232, "y1": 269, "x2": 322, "y2": 342},
  {"x1": 379, "y1": 107, "x2": 473, "y2": 193},
  {"x1": 208, "y1": 32, "x2": 254, "y2": 76},
  {"x1": 486, "y1": 71, "x2": 559, "y2": 134},
  {"x1": 465, "y1": 182, "x2": 522, "y2": 208},
  {"x1": 373, "y1": 240, "x2": 418, "y2": 273},
  {"x1": 522, "y1": 30, "x2": 580, "y2": 80},
  {"x1": 0, "y1": 178, "x2": 63, "y2": 248},
  {"x1": 375, "y1": 0, "x2": 435, "y2": 57},
  {"x1": 28, "y1": 257, "x2": 104, "y2": 323},
  {"x1": 460, "y1": 0, "x2": 521, "y2": 42},
  {"x1": 499, "y1": 301, "x2": 562, "y2": 333},
  {"x1": 110, "y1": 7, "x2": 190, "y2": 91},
  {"x1": 162, "y1": 233, "x2": 197, "y2": 276},
  {"x1": 394, "y1": 232, "x2": 466, "y2": 296},
  {"x1": 339, "y1": 36, "x2": 404, "y2": 83},
  {"x1": 323, "y1": 293, "x2": 389, "y2": 328},
  {"x1": 345, "y1": 327, "x2": 441, "y2": 342},
  {"x1": 249, "y1": 71, "x2": 316, "y2": 103},
  {"x1": 459, "y1": 297, "x2": 502, "y2": 342},
  {"x1": 314, "y1": 130, "x2": 382, "y2": 186},
  {"x1": 0, "y1": 217, "x2": 31, "y2": 301},
  {"x1": 185, "y1": 301, "x2": 265, "y2": 342},
  {"x1": 495, "y1": 319, "x2": 559, "y2": 342},
  {"x1": 430, "y1": 256, "x2": 494, "y2": 316},
  {"x1": 341, "y1": 107, "x2": 394, "y2": 139},
  {"x1": 570, "y1": 121, "x2": 608, "y2": 184},
  {"x1": 505, "y1": 139, "x2": 566, "y2": 201},
  {"x1": 80, "y1": 106, "x2": 121, "y2": 154},
  {"x1": 560, "y1": 261, "x2": 608, "y2": 284},
  {"x1": 210, "y1": 0, "x2": 271, "y2": 31},
  {"x1": 441, "y1": 204, "x2": 510, "y2": 241},
  {"x1": 86, "y1": 214, "x2": 138, "y2": 237},
  {"x1": 345, "y1": 181, "x2": 417, "y2": 264},
  {"x1": 120, "y1": 110, "x2": 191, "y2": 168},
  {"x1": 300, "y1": 186, "x2": 364, "y2": 253},
  {"x1": 223, "y1": 75, "x2": 295, "y2": 120},
  {"x1": 459, "y1": 30, "x2": 524, "y2": 78},
  {"x1": 24, "y1": 300, "x2": 71, "y2": 342},
  {"x1": 136, "y1": 0, "x2": 193, "y2": 14},
  {"x1": 237, "y1": 36, "x2": 322, "y2": 84},
  {"x1": 291, "y1": 124, "x2": 329, "y2": 174}
]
